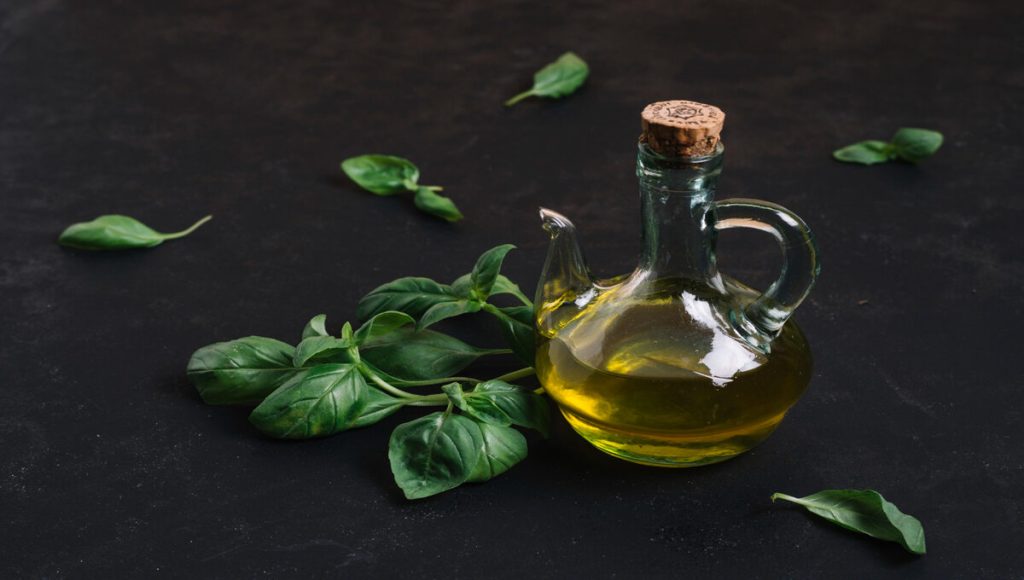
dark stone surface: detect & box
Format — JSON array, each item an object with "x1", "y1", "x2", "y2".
[{"x1": 2, "y1": 0, "x2": 1022, "y2": 577}]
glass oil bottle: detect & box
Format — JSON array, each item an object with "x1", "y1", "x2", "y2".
[{"x1": 535, "y1": 100, "x2": 820, "y2": 467}]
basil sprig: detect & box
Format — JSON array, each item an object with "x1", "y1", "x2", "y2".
[
  {"x1": 505, "y1": 52, "x2": 589, "y2": 106},
  {"x1": 341, "y1": 155, "x2": 463, "y2": 222},
  {"x1": 833, "y1": 128, "x2": 943, "y2": 165},
  {"x1": 772, "y1": 489, "x2": 926, "y2": 555},
  {"x1": 188, "y1": 244, "x2": 548, "y2": 500},
  {"x1": 358, "y1": 244, "x2": 535, "y2": 364},
  {"x1": 58, "y1": 214, "x2": 212, "y2": 250}
]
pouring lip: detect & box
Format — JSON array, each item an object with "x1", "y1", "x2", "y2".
[{"x1": 538, "y1": 207, "x2": 575, "y2": 234}]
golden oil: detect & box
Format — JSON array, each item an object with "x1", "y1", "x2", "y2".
[{"x1": 536, "y1": 279, "x2": 812, "y2": 467}]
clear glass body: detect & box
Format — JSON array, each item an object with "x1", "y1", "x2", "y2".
[{"x1": 535, "y1": 142, "x2": 820, "y2": 467}]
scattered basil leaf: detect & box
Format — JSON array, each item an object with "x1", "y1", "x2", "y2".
[
  {"x1": 293, "y1": 335, "x2": 354, "y2": 367},
  {"x1": 833, "y1": 128, "x2": 943, "y2": 165},
  {"x1": 353, "y1": 311, "x2": 416, "y2": 345},
  {"x1": 351, "y1": 387, "x2": 406, "y2": 428},
  {"x1": 249, "y1": 364, "x2": 369, "y2": 439},
  {"x1": 505, "y1": 52, "x2": 590, "y2": 106},
  {"x1": 301, "y1": 314, "x2": 329, "y2": 340},
  {"x1": 446, "y1": 381, "x2": 550, "y2": 437},
  {"x1": 419, "y1": 299, "x2": 483, "y2": 329},
  {"x1": 832, "y1": 140, "x2": 893, "y2": 165},
  {"x1": 388, "y1": 411, "x2": 484, "y2": 499},
  {"x1": 357, "y1": 277, "x2": 458, "y2": 321},
  {"x1": 771, "y1": 489, "x2": 926, "y2": 555},
  {"x1": 890, "y1": 128, "x2": 943, "y2": 163},
  {"x1": 413, "y1": 186, "x2": 463, "y2": 222},
  {"x1": 341, "y1": 155, "x2": 461, "y2": 221},
  {"x1": 341, "y1": 155, "x2": 419, "y2": 195},
  {"x1": 360, "y1": 327, "x2": 506, "y2": 380},
  {"x1": 466, "y1": 421, "x2": 528, "y2": 482},
  {"x1": 58, "y1": 214, "x2": 212, "y2": 250},
  {"x1": 187, "y1": 336, "x2": 300, "y2": 405},
  {"x1": 470, "y1": 243, "x2": 516, "y2": 299}
]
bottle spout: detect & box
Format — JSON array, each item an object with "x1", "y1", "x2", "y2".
[{"x1": 537, "y1": 208, "x2": 593, "y2": 308}]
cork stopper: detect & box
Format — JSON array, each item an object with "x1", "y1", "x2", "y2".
[{"x1": 640, "y1": 100, "x2": 725, "y2": 158}]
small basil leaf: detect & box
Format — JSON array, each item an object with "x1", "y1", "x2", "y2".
[
  {"x1": 58, "y1": 214, "x2": 212, "y2": 250},
  {"x1": 341, "y1": 155, "x2": 420, "y2": 195},
  {"x1": 293, "y1": 335, "x2": 355, "y2": 367},
  {"x1": 440, "y1": 383, "x2": 507, "y2": 430},
  {"x1": 470, "y1": 244, "x2": 516, "y2": 299},
  {"x1": 413, "y1": 187, "x2": 463, "y2": 222},
  {"x1": 301, "y1": 314, "x2": 329, "y2": 340},
  {"x1": 442, "y1": 383, "x2": 511, "y2": 426},
  {"x1": 187, "y1": 336, "x2": 300, "y2": 405},
  {"x1": 450, "y1": 274, "x2": 473, "y2": 299},
  {"x1": 832, "y1": 140, "x2": 894, "y2": 165},
  {"x1": 361, "y1": 327, "x2": 506, "y2": 380},
  {"x1": 419, "y1": 299, "x2": 483, "y2": 329},
  {"x1": 351, "y1": 387, "x2": 405, "y2": 428},
  {"x1": 357, "y1": 277, "x2": 458, "y2": 322},
  {"x1": 388, "y1": 411, "x2": 484, "y2": 499},
  {"x1": 772, "y1": 490, "x2": 926, "y2": 555},
  {"x1": 505, "y1": 52, "x2": 589, "y2": 106},
  {"x1": 353, "y1": 311, "x2": 416, "y2": 345},
  {"x1": 249, "y1": 363, "x2": 369, "y2": 439},
  {"x1": 890, "y1": 128, "x2": 943, "y2": 163},
  {"x1": 462, "y1": 380, "x2": 551, "y2": 437},
  {"x1": 466, "y1": 421, "x2": 528, "y2": 483},
  {"x1": 492, "y1": 305, "x2": 536, "y2": 365},
  {"x1": 491, "y1": 275, "x2": 533, "y2": 306}
]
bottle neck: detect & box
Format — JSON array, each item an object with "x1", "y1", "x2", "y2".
[{"x1": 635, "y1": 142, "x2": 724, "y2": 283}]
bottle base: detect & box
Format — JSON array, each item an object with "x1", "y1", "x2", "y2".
[{"x1": 561, "y1": 408, "x2": 784, "y2": 467}]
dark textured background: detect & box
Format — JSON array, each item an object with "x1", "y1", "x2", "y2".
[{"x1": 2, "y1": 0, "x2": 1022, "y2": 577}]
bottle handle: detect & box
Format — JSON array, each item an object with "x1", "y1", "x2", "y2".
[{"x1": 713, "y1": 198, "x2": 821, "y2": 350}]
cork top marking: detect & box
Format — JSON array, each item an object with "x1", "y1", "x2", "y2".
[{"x1": 640, "y1": 100, "x2": 725, "y2": 158}]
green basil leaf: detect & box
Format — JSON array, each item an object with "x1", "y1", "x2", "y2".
[
  {"x1": 470, "y1": 244, "x2": 516, "y2": 299},
  {"x1": 442, "y1": 383, "x2": 510, "y2": 426},
  {"x1": 419, "y1": 299, "x2": 482, "y2": 329},
  {"x1": 361, "y1": 327, "x2": 506, "y2": 380},
  {"x1": 772, "y1": 490, "x2": 926, "y2": 555},
  {"x1": 449, "y1": 274, "x2": 474, "y2": 298},
  {"x1": 491, "y1": 305, "x2": 536, "y2": 365},
  {"x1": 351, "y1": 387, "x2": 405, "y2": 428},
  {"x1": 388, "y1": 411, "x2": 484, "y2": 499},
  {"x1": 413, "y1": 187, "x2": 463, "y2": 222},
  {"x1": 293, "y1": 335, "x2": 355, "y2": 367},
  {"x1": 832, "y1": 140, "x2": 894, "y2": 165},
  {"x1": 58, "y1": 214, "x2": 212, "y2": 250},
  {"x1": 301, "y1": 314, "x2": 328, "y2": 339},
  {"x1": 448, "y1": 380, "x2": 551, "y2": 437},
  {"x1": 890, "y1": 128, "x2": 943, "y2": 163},
  {"x1": 491, "y1": 275, "x2": 533, "y2": 306},
  {"x1": 452, "y1": 273, "x2": 532, "y2": 306},
  {"x1": 249, "y1": 363, "x2": 369, "y2": 439},
  {"x1": 466, "y1": 421, "x2": 528, "y2": 482},
  {"x1": 353, "y1": 311, "x2": 416, "y2": 345},
  {"x1": 187, "y1": 336, "x2": 300, "y2": 405},
  {"x1": 341, "y1": 155, "x2": 419, "y2": 195},
  {"x1": 505, "y1": 52, "x2": 589, "y2": 106},
  {"x1": 357, "y1": 277, "x2": 458, "y2": 322}
]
